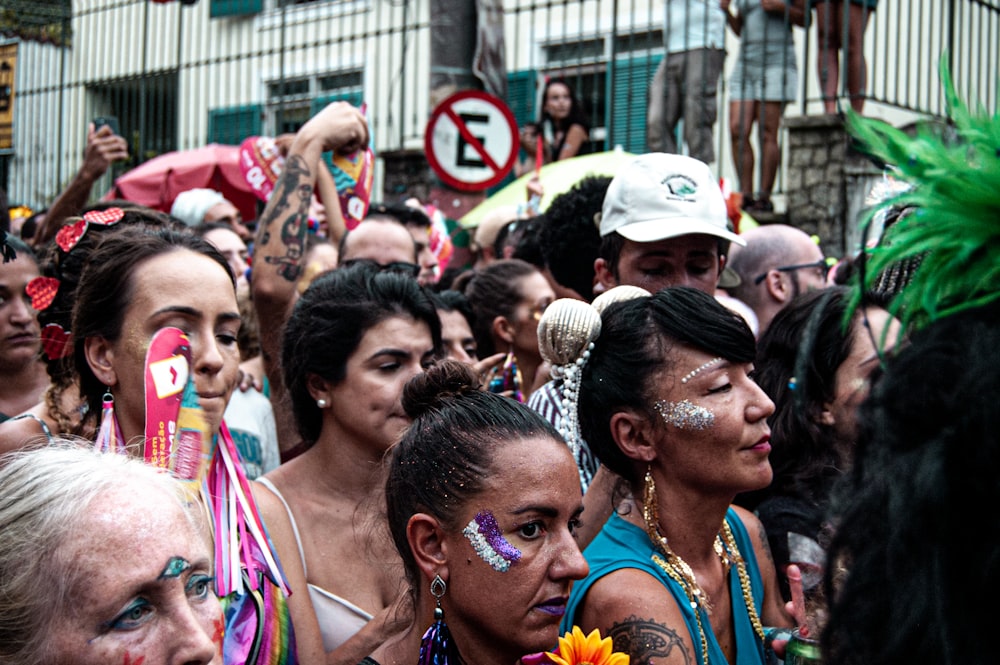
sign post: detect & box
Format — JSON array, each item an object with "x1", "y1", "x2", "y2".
[{"x1": 424, "y1": 90, "x2": 519, "y2": 192}]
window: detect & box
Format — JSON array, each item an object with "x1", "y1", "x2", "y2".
[
  {"x1": 207, "y1": 104, "x2": 263, "y2": 145},
  {"x1": 210, "y1": 0, "x2": 262, "y2": 18},
  {"x1": 265, "y1": 70, "x2": 363, "y2": 136},
  {"x1": 505, "y1": 30, "x2": 663, "y2": 154}
]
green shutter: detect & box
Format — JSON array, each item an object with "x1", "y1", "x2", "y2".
[
  {"x1": 210, "y1": 0, "x2": 262, "y2": 18},
  {"x1": 608, "y1": 54, "x2": 662, "y2": 154},
  {"x1": 310, "y1": 92, "x2": 364, "y2": 116},
  {"x1": 207, "y1": 104, "x2": 263, "y2": 145},
  {"x1": 506, "y1": 69, "x2": 537, "y2": 127}
]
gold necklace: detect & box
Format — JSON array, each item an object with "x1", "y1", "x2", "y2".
[{"x1": 642, "y1": 469, "x2": 765, "y2": 665}]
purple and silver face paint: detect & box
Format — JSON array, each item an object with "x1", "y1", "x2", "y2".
[
  {"x1": 655, "y1": 399, "x2": 715, "y2": 431},
  {"x1": 463, "y1": 510, "x2": 522, "y2": 572}
]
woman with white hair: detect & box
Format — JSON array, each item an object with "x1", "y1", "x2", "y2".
[{"x1": 0, "y1": 445, "x2": 222, "y2": 665}]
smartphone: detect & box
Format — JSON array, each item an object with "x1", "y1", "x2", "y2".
[{"x1": 93, "y1": 115, "x2": 121, "y2": 136}]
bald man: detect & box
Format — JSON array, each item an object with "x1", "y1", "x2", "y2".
[
  {"x1": 337, "y1": 217, "x2": 419, "y2": 277},
  {"x1": 726, "y1": 223, "x2": 829, "y2": 335}
]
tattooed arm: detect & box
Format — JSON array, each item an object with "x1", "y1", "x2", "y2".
[
  {"x1": 251, "y1": 102, "x2": 368, "y2": 456},
  {"x1": 578, "y1": 568, "x2": 698, "y2": 665}
]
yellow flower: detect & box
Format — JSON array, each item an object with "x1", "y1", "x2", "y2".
[{"x1": 547, "y1": 626, "x2": 629, "y2": 665}]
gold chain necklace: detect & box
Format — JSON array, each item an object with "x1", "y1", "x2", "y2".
[{"x1": 642, "y1": 470, "x2": 765, "y2": 665}]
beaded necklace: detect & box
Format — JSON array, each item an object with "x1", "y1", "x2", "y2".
[{"x1": 642, "y1": 472, "x2": 765, "y2": 665}]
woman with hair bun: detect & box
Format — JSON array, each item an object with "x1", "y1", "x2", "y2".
[{"x1": 366, "y1": 360, "x2": 589, "y2": 665}]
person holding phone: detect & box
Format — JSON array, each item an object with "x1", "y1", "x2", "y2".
[{"x1": 29, "y1": 118, "x2": 129, "y2": 247}]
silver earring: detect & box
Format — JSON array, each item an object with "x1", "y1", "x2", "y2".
[{"x1": 316, "y1": 398, "x2": 328, "y2": 408}]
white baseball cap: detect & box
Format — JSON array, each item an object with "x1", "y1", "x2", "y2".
[{"x1": 599, "y1": 153, "x2": 745, "y2": 247}]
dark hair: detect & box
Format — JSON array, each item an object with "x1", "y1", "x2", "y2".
[
  {"x1": 385, "y1": 360, "x2": 562, "y2": 587},
  {"x1": 366, "y1": 201, "x2": 432, "y2": 229},
  {"x1": 540, "y1": 78, "x2": 590, "y2": 134},
  {"x1": 432, "y1": 290, "x2": 475, "y2": 330},
  {"x1": 822, "y1": 299, "x2": 1000, "y2": 665},
  {"x1": 509, "y1": 215, "x2": 545, "y2": 269},
  {"x1": 2, "y1": 236, "x2": 36, "y2": 265},
  {"x1": 37, "y1": 210, "x2": 176, "y2": 433},
  {"x1": 579, "y1": 287, "x2": 756, "y2": 487},
  {"x1": 281, "y1": 261, "x2": 442, "y2": 446},
  {"x1": 736, "y1": 287, "x2": 857, "y2": 511},
  {"x1": 191, "y1": 221, "x2": 242, "y2": 238},
  {"x1": 72, "y1": 226, "x2": 233, "y2": 418},
  {"x1": 461, "y1": 259, "x2": 540, "y2": 358},
  {"x1": 539, "y1": 176, "x2": 608, "y2": 301}
]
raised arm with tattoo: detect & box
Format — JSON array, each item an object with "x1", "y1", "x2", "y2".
[{"x1": 251, "y1": 102, "x2": 368, "y2": 459}]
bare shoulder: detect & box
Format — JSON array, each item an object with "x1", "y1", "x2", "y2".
[
  {"x1": 729, "y1": 504, "x2": 773, "y2": 563},
  {"x1": 579, "y1": 568, "x2": 697, "y2": 665},
  {"x1": 251, "y1": 476, "x2": 296, "y2": 537},
  {"x1": 0, "y1": 409, "x2": 54, "y2": 459}
]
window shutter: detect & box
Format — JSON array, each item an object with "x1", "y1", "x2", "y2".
[
  {"x1": 207, "y1": 104, "x2": 263, "y2": 145},
  {"x1": 609, "y1": 54, "x2": 661, "y2": 154},
  {"x1": 505, "y1": 69, "x2": 537, "y2": 127},
  {"x1": 210, "y1": 0, "x2": 262, "y2": 18},
  {"x1": 309, "y1": 91, "x2": 364, "y2": 116}
]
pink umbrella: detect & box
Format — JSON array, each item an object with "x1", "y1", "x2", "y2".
[{"x1": 104, "y1": 144, "x2": 258, "y2": 222}]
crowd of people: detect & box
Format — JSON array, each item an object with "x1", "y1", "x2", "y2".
[{"x1": 0, "y1": 48, "x2": 995, "y2": 665}]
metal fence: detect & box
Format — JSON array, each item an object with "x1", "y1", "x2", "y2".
[{"x1": 2, "y1": 0, "x2": 998, "y2": 215}]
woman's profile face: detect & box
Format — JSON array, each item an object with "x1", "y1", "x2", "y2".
[
  {"x1": 821, "y1": 306, "x2": 901, "y2": 442},
  {"x1": 438, "y1": 309, "x2": 478, "y2": 364},
  {"x1": 443, "y1": 435, "x2": 588, "y2": 662},
  {"x1": 651, "y1": 346, "x2": 775, "y2": 494},
  {"x1": 98, "y1": 249, "x2": 241, "y2": 442},
  {"x1": 507, "y1": 271, "x2": 555, "y2": 362},
  {"x1": 543, "y1": 83, "x2": 573, "y2": 122},
  {"x1": 45, "y1": 484, "x2": 223, "y2": 665},
  {"x1": 326, "y1": 314, "x2": 436, "y2": 451}
]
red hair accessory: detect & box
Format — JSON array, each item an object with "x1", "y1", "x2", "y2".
[
  {"x1": 56, "y1": 207, "x2": 125, "y2": 253},
  {"x1": 40, "y1": 323, "x2": 73, "y2": 360},
  {"x1": 83, "y1": 207, "x2": 125, "y2": 226},
  {"x1": 55, "y1": 219, "x2": 88, "y2": 253},
  {"x1": 25, "y1": 276, "x2": 59, "y2": 311}
]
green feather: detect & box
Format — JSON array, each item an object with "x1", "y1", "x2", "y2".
[{"x1": 845, "y1": 53, "x2": 1000, "y2": 338}]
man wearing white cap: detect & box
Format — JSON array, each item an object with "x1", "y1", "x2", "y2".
[
  {"x1": 593, "y1": 152, "x2": 745, "y2": 296},
  {"x1": 170, "y1": 187, "x2": 250, "y2": 240}
]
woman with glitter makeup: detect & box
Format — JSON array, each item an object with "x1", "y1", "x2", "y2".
[
  {"x1": 559, "y1": 286, "x2": 797, "y2": 665},
  {"x1": 364, "y1": 360, "x2": 589, "y2": 665},
  {"x1": 0, "y1": 445, "x2": 224, "y2": 665}
]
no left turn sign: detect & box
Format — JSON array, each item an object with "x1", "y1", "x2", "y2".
[{"x1": 424, "y1": 90, "x2": 519, "y2": 192}]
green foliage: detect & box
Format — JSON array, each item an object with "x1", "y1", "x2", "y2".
[{"x1": 845, "y1": 54, "x2": 1000, "y2": 336}]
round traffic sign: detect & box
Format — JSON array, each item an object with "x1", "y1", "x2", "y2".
[{"x1": 424, "y1": 90, "x2": 519, "y2": 192}]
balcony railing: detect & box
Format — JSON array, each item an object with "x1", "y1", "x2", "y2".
[{"x1": 2, "y1": 0, "x2": 997, "y2": 215}]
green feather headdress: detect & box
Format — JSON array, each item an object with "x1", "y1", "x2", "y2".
[{"x1": 845, "y1": 54, "x2": 1000, "y2": 336}]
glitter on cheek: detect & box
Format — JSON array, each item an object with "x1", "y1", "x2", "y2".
[
  {"x1": 462, "y1": 510, "x2": 522, "y2": 572},
  {"x1": 655, "y1": 399, "x2": 716, "y2": 431}
]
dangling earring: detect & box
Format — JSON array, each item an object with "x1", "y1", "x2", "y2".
[
  {"x1": 642, "y1": 465, "x2": 662, "y2": 546},
  {"x1": 418, "y1": 574, "x2": 460, "y2": 665},
  {"x1": 94, "y1": 388, "x2": 123, "y2": 454}
]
